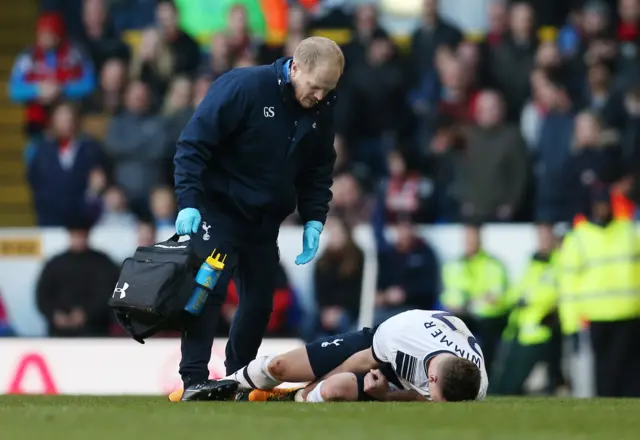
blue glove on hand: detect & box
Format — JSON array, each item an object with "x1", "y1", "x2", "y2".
[
  {"x1": 295, "y1": 221, "x2": 323, "y2": 265},
  {"x1": 175, "y1": 208, "x2": 202, "y2": 235}
]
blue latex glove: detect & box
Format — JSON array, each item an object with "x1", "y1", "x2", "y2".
[
  {"x1": 295, "y1": 221, "x2": 323, "y2": 265},
  {"x1": 175, "y1": 208, "x2": 201, "y2": 235}
]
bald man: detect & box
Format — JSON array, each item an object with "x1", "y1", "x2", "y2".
[{"x1": 173, "y1": 37, "x2": 344, "y2": 401}]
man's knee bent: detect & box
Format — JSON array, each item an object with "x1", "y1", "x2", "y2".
[
  {"x1": 267, "y1": 355, "x2": 290, "y2": 382},
  {"x1": 266, "y1": 347, "x2": 316, "y2": 383},
  {"x1": 320, "y1": 373, "x2": 359, "y2": 402}
]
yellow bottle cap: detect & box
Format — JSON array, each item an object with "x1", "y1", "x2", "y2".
[{"x1": 205, "y1": 249, "x2": 227, "y2": 270}]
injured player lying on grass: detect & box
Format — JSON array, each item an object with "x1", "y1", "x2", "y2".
[{"x1": 170, "y1": 310, "x2": 489, "y2": 403}]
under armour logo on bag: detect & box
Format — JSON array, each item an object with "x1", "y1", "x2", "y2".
[
  {"x1": 113, "y1": 282, "x2": 129, "y2": 299},
  {"x1": 321, "y1": 338, "x2": 343, "y2": 348},
  {"x1": 202, "y1": 222, "x2": 211, "y2": 241}
]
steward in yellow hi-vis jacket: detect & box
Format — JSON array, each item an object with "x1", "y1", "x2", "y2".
[
  {"x1": 491, "y1": 250, "x2": 559, "y2": 395},
  {"x1": 557, "y1": 185, "x2": 640, "y2": 397},
  {"x1": 440, "y1": 224, "x2": 509, "y2": 377}
]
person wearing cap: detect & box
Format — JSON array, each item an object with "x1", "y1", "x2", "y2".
[
  {"x1": 8, "y1": 12, "x2": 95, "y2": 138},
  {"x1": 173, "y1": 36, "x2": 344, "y2": 401},
  {"x1": 491, "y1": 225, "x2": 563, "y2": 395},
  {"x1": 440, "y1": 224, "x2": 510, "y2": 379},
  {"x1": 557, "y1": 184, "x2": 640, "y2": 397}
]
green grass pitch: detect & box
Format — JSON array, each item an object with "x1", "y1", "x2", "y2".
[{"x1": 1, "y1": 396, "x2": 639, "y2": 440}]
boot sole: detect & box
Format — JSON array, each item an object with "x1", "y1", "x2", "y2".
[{"x1": 180, "y1": 380, "x2": 239, "y2": 402}]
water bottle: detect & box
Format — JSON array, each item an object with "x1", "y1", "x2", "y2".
[{"x1": 184, "y1": 249, "x2": 227, "y2": 315}]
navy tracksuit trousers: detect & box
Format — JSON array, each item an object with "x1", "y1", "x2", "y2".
[{"x1": 179, "y1": 204, "x2": 280, "y2": 387}]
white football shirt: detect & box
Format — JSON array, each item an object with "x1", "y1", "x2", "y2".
[{"x1": 371, "y1": 309, "x2": 488, "y2": 401}]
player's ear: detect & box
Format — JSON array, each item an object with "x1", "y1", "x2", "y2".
[{"x1": 428, "y1": 374, "x2": 437, "y2": 384}]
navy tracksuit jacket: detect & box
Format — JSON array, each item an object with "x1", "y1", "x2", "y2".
[{"x1": 174, "y1": 58, "x2": 336, "y2": 385}]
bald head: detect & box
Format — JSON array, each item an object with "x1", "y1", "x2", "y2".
[{"x1": 290, "y1": 36, "x2": 344, "y2": 108}]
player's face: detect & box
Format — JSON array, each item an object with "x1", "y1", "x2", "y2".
[
  {"x1": 291, "y1": 61, "x2": 340, "y2": 108},
  {"x1": 427, "y1": 378, "x2": 446, "y2": 402}
]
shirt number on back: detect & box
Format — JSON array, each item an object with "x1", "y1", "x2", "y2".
[{"x1": 428, "y1": 312, "x2": 482, "y2": 358}]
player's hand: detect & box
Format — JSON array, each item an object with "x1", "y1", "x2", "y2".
[
  {"x1": 295, "y1": 221, "x2": 323, "y2": 265},
  {"x1": 175, "y1": 208, "x2": 201, "y2": 235},
  {"x1": 364, "y1": 369, "x2": 389, "y2": 400}
]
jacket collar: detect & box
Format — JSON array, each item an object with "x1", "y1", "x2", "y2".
[{"x1": 273, "y1": 57, "x2": 338, "y2": 111}]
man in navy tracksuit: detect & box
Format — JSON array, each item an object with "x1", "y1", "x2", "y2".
[{"x1": 173, "y1": 37, "x2": 345, "y2": 401}]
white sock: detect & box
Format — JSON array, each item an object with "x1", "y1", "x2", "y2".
[
  {"x1": 225, "y1": 355, "x2": 281, "y2": 390},
  {"x1": 305, "y1": 381, "x2": 325, "y2": 403}
]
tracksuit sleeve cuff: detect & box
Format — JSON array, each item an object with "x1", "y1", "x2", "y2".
[{"x1": 177, "y1": 194, "x2": 199, "y2": 211}]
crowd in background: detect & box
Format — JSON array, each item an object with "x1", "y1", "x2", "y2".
[{"x1": 5, "y1": 0, "x2": 640, "y2": 397}]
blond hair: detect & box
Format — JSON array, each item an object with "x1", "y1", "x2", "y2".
[{"x1": 293, "y1": 36, "x2": 345, "y2": 73}]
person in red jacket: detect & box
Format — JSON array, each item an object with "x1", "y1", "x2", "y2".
[{"x1": 8, "y1": 12, "x2": 95, "y2": 137}]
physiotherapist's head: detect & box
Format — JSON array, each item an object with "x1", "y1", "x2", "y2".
[{"x1": 290, "y1": 37, "x2": 344, "y2": 109}]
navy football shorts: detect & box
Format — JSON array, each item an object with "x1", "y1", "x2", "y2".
[{"x1": 305, "y1": 328, "x2": 401, "y2": 401}]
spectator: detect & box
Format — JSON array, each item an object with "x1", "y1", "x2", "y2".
[
  {"x1": 27, "y1": 102, "x2": 106, "y2": 226},
  {"x1": 563, "y1": 111, "x2": 624, "y2": 218},
  {"x1": 436, "y1": 55, "x2": 480, "y2": 124},
  {"x1": 313, "y1": 216, "x2": 364, "y2": 337},
  {"x1": 84, "y1": 57, "x2": 127, "y2": 115},
  {"x1": 582, "y1": 61, "x2": 625, "y2": 127},
  {"x1": 378, "y1": 149, "x2": 435, "y2": 224},
  {"x1": 408, "y1": 0, "x2": 463, "y2": 86},
  {"x1": 137, "y1": 219, "x2": 157, "y2": 246},
  {"x1": 621, "y1": 84, "x2": 640, "y2": 165},
  {"x1": 36, "y1": 219, "x2": 119, "y2": 337},
  {"x1": 8, "y1": 12, "x2": 95, "y2": 137},
  {"x1": 488, "y1": 1, "x2": 537, "y2": 122},
  {"x1": 459, "y1": 90, "x2": 529, "y2": 223},
  {"x1": 535, "y1": 41, "x2": 564, "y2": 79},
  {"x1": 457, "y1": 41, "x2": 484, "y2": 90},
  {"x1": 221, "y1": 263, "x2": 297, "y2": 337},
  {"x1": 96, "y1": 186, "x2": 137, "y2": 227},
  {"x1": 339, "y1": 30, "x2": 406, "y2": 179},
  {"x1": 617, "y1": 0, "x2": 640, "y2": 43},
  {"x1": 105, "y1": 81, "x2": 170, "y2": 217},
  {"x1": 156, "y1": 0, "x2": 201, "y2": 77},
  {"x1": 329, "y1": 172, "x2": 374, "y2": 227},
  {"x1": 150, "y1": 186, "x2": 177, "y2": 227},
  {"x1": 535, "y1": 80, "x2": 576, "y2": 224},
  {"x1": 200, "y1": 33, "x2": 233, "y2": 79},
  {"x1": 486, "y1": 0, "x2": 508, "y2": 48},
  {"x1": 426, "y1": 115, "x2": 467, "y2": 222},
  {"x1": 129, "y1": 28, "x2": 174, "y2": 100},
  {"x1": 163, "y1": 76, "x2": 193, "y2": 181},
  {"x1": 258, "y1": 4, "x2": 309, "y2": 64},
  {"x1": 342, "y1": 3, "x2": 386, "y2": 67},
  {"x1": 557, "y1": 1, "x2": 586, "y2": 57},
  {"x1": 192, "y1": 73, "x2": 213, "y2": 108},
  {"x1": 374, "y1": 216, "x2": 440, "y2": 325},
  {"x1": 0, "y1": 291, "x2": 16, "y2": 337},
  {"x1": 521, "y1": 68, "x2": 551, "y2": 150},
  {"x1": 227, "y1": 4, "x2": 255, "y2": 61},
  {"x1": 78, "y1": 0, "x2": 130, "y2": 75}
]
